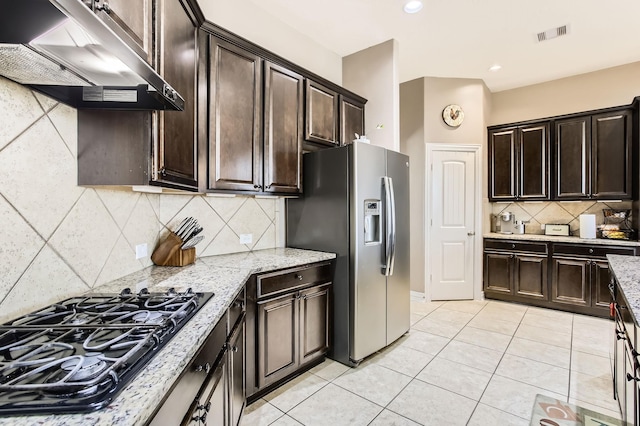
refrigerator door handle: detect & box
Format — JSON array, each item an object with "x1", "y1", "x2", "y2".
[
  {"x1": 388, "y1": 176, "x2": 397, "y2": 276},
  {"x1": 382, "y1": 176, "x2": 396, "y2": 276}
]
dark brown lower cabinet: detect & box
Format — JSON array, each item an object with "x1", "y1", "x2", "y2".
[
  {"x1": 257, "y1": 283, "x2": 330, "y2": 389},
  {"x1": 484, "y1": 238, "x2": 635, "y2": 317},
  {"x1": 246, "y1": 262, "x2": 333, "y2": 401},
  {"x1": 483, "y1": 240, "x2": 547, "y2": 301}
]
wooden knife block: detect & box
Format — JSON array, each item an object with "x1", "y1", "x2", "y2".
[{"x1": 151, "y1": 232, "x2": 196, "y2": 266}]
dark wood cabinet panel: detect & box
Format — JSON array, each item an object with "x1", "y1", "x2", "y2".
[
  {"x1": 489, "y1": 123, "x2": 548, "y2": 201},
  {"x1": 208, "y1": 37, "x2": 263, "y2": 191},
  {"x1": 257, "y1": 293, "x2": 298, "y2": 388},
  {"x1": 554, "y1": 108, "x2": 631, "y2": 200},
  {"x1": 484, "y1": 252, "x2": 512, "y2": 294},
  {"x1": 155, "y1": 0, "x2": 199, "y2": 189},
  {"x1": 93, "y1": 0, "x2": 153, "y2": 62},
  {"x1": 514, "y1": 255, "x2": 547, "y2": 299},
  {"x1": 339, "y1": 95, "x2": 365, "y2": 145},
  {"x1": 592, "y1": 260, "x2": 612, "y2": 309},
  {"x1": 305, "y1": 80, "x2": 339, "y2": 146},
  {"x1": 551, "y1": 257, "x2": 590, "y2": 307},
  {"x1": 263, "y1": 62, "x2": 303, "y2": 194},
  {"x1": 555, "y1": 117, "x2": 590, "y2": 199},
  {"x1": 519, "y1": 123, "x2": 549, "y2": 199},
  {"x1": 228, "y1": 320, "x2": 245, "y2": 426},
  {"x1": 299, "y1": 284, "x2": 330, "y2": 365},
  {"x1": 489, "y1": 128, "x2": 516, "y2": 200},
  {"x1": 591, "y1": 110, "x2": 632, "y2": 199}
]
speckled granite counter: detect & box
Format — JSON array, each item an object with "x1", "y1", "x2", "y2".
[
  {"x1": 484, "y1": 232, "x2": 640, "y2": 247},
  {"x1": 607, "y1": 254, "x2": 640, "y2": 325},
  {"x1": 0, "y1": 248, "x2": 335, "y2": 426}
]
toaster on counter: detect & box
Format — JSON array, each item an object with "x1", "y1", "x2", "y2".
[{"x1": 544, "y1": 224, "x2": 570, "y2": 236}]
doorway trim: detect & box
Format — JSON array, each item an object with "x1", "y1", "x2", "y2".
[{"x1": 425, "y1": 143, "x2": 483, "y2": 301}]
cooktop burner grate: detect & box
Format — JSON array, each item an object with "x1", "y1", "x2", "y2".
[{"x1": 0, "y1": 287, "x2": 213, "y2": 416}]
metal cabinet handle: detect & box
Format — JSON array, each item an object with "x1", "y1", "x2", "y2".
[
  {"x1": 195, "y1": 362, "x2": 211, "y2": 373},
  {"x1": 295, "y1": 274, "x2": 303, "y2": 281},
  {"x1": 234, "y1": 300, "x2": 245, "y2": 309},
  {"x1": 191, "y1": 412, "x2": 207, "y2": 423},
  {"x1": 511, "y1": 244, "x2": 516, "y2": 249},
  {"x1": 510, "y1": 254, "x2": 515, "y2": 259},
  {"x1": 627, "y1": 373, "x2": 640, "y2": 382},
  {"x1": 589, "y1": 248, "x2": 594, "y2": 254},
  {"x1": 254, "y1": 184, "x2": 263, "y2": 190},
  {"x1": 232, "y1": 346, "x2": 239, "y2": 353},
  {"x1": 197, "y1": 402, "x2": 211, "y2": 412},
  {"x1": 467, "y1": 232, "x2": 475, "y2": 236}
]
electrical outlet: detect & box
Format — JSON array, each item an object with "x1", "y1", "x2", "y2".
[
  {"x1": 239, "y1": 234, "x2": 253, "y2": 244},
  {"x1": 541, "y1": 224, "x2": 546, "y2": 230},
  {"x1": 135, "y1": 243, "x2": 148, "y2": 259}
]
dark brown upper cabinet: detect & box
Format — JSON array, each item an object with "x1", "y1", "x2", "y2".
[
  {"x1": 488, "y1": 122, "x2": 550, "y2": 201},
  {"x1": 555, "y1": 108, "x2": 631, "y2": 200},
  {"x1": 339, "y1": 95, "x2": 365, "y2": 145},
  {"x1": 154, "y1": 0, "x2": 200, "y2": 190},
  {"x1": 207, "y1": 36, "x2": 263, "y2": 192},
  {"x1": 90, "y1": 0, "x2": 154, "y2": 63},
  {"x1": 305, "y1": 80, "x2": 339, "y2": 146},
  {"x1": 263, "y1": 62, "x2": 304, "y2": 194}
]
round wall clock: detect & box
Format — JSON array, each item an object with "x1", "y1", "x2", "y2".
[{"x1": 442, "y1": 104, "x2": 464, "y2": 127}]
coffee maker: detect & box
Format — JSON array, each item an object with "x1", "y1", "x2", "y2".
[{"x1": 495, "y1": 211, "x2": 517, "y2": 234}]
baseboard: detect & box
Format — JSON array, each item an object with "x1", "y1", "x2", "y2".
[{"x1": 410, "y1": 291, "x2": 425, "y2": 301}]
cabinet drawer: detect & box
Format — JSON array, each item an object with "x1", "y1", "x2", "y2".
[
  {"x1": 484, "y1": 239, "x2": 548, "y2": 254},
  {"x1": 228, "y1": 288, "x2": 246, "y2": 334},
  {"x1": 257, "y1": 263, "x2": 332, "y2": 299},
  {"x1": 552, "y1": 243, "x2": 636, "y2": 259}
]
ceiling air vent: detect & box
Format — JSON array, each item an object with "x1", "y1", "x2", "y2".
[{"x1": 537, "y1": 25, "x2": 569, "y2": 42}]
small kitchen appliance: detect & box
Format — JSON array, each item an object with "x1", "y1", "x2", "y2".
[
  {"x1": 0, "y1": 287, "x2": 213, "y2": 416},
  {"x1": 545, "y1": 224, "x2": 570, "y2": 236},
  {"x1": 497, "y1": 211, "x2": 517, "y2": 234}
]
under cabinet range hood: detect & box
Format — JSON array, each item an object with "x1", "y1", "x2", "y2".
[{"x1": 0, "y1": 0, "x2": 185, "y2": 110}]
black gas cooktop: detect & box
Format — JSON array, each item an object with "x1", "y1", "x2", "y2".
[{"x1": 0, "y1": 287, "x2": 213, "y2": 416}]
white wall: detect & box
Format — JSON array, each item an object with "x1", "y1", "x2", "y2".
[
  {"x1": 400, "y1": 78, "x2": 425, "y2": 294},
  {"x1": 199, "y1": 0, "x2": 343, "y2": 85},
  {"x1": 490, "y1": 61, "x2": 640, "y2": 125},
  {"x1": 343, "y1": 40, "x2": 400, "y2": 151}
]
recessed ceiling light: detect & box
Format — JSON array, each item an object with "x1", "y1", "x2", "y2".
[
  {"x1": 404, "y1": 1, "x2": 423, "y2": 14},
  {"x1": 489, "y1": 64, "x2": 502, "y2": 72}
]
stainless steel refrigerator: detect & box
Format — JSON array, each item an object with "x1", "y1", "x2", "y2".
[{"x1": 286, "y1": 142, "x2": 410, "y2": 366}]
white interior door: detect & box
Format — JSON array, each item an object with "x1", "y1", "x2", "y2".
[{"x1": 430, "y1": 150, "x2": 476, "y2": 300}]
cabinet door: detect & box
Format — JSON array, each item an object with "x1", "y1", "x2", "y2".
[
  {"x1": 155, "y1": 0, "x2": 198, "y2": 189},
  {"x1": 591, "y1": 110, "x2": 632, "y2": 199},
  {"x1": 263, "y1": 62, "x2": 303, "y2": 194},
  {"x1": 257, "y1": 293, "x2": 298, "y2": 388},
  {"x1": 513, "y1": 254, "x2": 547, "y2": 300},
  {"x1": 551, "y1": 257, "x2": 590, "y2": 306},
  {"x1": 299, "y1": 284, "x2": 330, "y2": 365},
  {"x1": 208, "y1": 37, "x2": 262, "y2": 192},
  {"x1": 339, "y1": 95, "x2": 365, "y2": 145},
  {"x1": 305, "y1": 80, "x2": 339, "y2": 146},
  {"x1": 554, "y1": 117, "x2": 590, "y2": 199},
  {"x1": 484, "y1": 252, "x2": 512, "y2": 294},
  {"x1": 519, "y1": 123, "x2": 549, "y2": 200},
  {"x1": 591, "y1": 260, "x2": 612, "y2": 310},
  {"x1": 228, "y1": 320, "x2": 245, "y2": 426},
  {"x1": 488, "y1": 128, "x2": 516, "y2": 200},
  {"x1": 93, "y1": 0, "x2": 153, "y2": 63}
]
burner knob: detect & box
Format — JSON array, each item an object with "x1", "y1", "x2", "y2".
[
  {"x1": 167, "y1": 287, "x2": 177, "y2": 296},
  {"x1": 119, "y1": 288, "x2": 132, "y2": 297},
  {"x1": 138, "y1": 288, "x2": 149, "y2": 296}
]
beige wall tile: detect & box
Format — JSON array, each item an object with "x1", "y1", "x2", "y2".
[{"x1": 0, "y1": 77, "x2": 44, "y2": 150}]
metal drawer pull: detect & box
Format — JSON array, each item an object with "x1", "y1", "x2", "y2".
[
  {"x1": 197, "y1": 402, "x2": 211, "y2": 412},
  {"x1": 295, "y1": 274, "x2": 303, "y2": 281},
  {"x1": 232, "y1": 346, "x2": 239, "y2": 353},
  {"x1": 192, "y1": 412, "x2": 207, "y2": 423},
  {"x1": 589, "y1": 248, "x2": 594, "y2": 254},
  {"x1": 511, "y1": 244, "x2": 516, "y2": 249},
  {"x1": 195, "y1": 362, "x2": 211, "y2": 373},
  {"x1": 627, "y1": 373, "x2": 640, "y2": 382}
]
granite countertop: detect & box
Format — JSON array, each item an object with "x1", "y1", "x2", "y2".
[
  {"x1": 484, "y1": 232, "x2": 640, "y2": 247},
  {"x1": 607, "y1": 254, "x2": 640, "y2": 325},
  {"x1": 0, "y1": 248, "x2": 336, "y2": 426}
]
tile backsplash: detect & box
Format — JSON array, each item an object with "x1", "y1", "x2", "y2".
[
  {"x1": 0, "y1": 76, "x2": 282, "y2": 322},
  {"x1": 491, "y1": 200, "x2": 633, "y2": 235}
]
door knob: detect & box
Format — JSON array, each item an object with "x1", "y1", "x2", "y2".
[{"x1": 467, "y1": 232, "x2": 475, "y2": 236}]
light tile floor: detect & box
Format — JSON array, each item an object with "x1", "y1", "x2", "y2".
[{"x1": 241, "y1": 299, "x2": 620, "y2": 426}]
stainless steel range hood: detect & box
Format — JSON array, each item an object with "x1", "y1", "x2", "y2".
[{"x1": 0, "y1": 0, "x2": 185, "y2": 110}]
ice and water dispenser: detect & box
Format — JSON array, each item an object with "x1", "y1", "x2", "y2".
[{"x1": 364, "y1": 200, "x2": 381, "y2": 244}]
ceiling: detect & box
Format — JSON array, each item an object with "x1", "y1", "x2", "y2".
[{"x1": 224, "y1": 0, "x2": 640, "y2": 92}]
